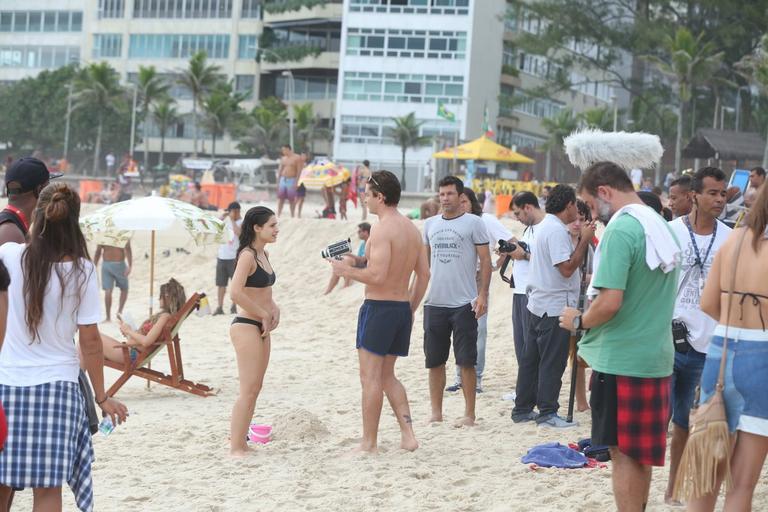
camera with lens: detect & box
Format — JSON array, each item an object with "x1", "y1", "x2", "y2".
[
  {"x1": 321, "y1": 238, "x2": 352, "y2": 259},
  {"x1": 498, "y1": 239, "x2": 517, "y2": 253}
]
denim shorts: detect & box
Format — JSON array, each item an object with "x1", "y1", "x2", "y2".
[
  {"x1": 670, "y1": 348, "x2": 707, "y2": 429},
  {"x1": 699, "y1": 325, "x2": 768, "y2": 435}
]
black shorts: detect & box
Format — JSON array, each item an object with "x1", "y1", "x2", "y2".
[
  {"x1": 216, "y1": 258, "x2": 236, "y2": 287},
  {"x1": 423, "y1": 304, "x2": 478, "y2": 368},
  {"x1": 356, "y1": 300, "x2": 412, "y2": 357}
]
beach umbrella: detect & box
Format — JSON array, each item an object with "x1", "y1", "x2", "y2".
[
  {"x1": 80, "y1": 195, "x2": 229, "y2": 315},
  {"x1": 432, "y1": 136, "x2": 536, "y2": 164},
  {"x1": 297, "y1": 159, "x2": 351, "y2": 189}
]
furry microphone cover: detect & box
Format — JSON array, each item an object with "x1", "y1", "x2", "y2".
[{"x1": 563, "y1": 129, "x2": 664, "y2": 171}]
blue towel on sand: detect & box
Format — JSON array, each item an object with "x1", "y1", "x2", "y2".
[{"x1": 521, "y1": 442, "x2": 588, "y2": 468}]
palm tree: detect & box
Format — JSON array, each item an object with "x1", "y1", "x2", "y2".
[
  {"x1": 239, "y1": 102, "x2": 288, "y2": 159},
  {"x1": 579, "y1": 107, "x2": 614, "y2": 131},
  {"x1": 177, "y1": 51, "x2": 221, "y2": 157},
  {"x1": 293, "y1": 103, "x2": 332, "y2": 155},
  {"x1": 737, "y1": 34, "x2": 768, "y2": 167},
  {"x1": 388, "y1": 112, "x2": 429, "y2": 191},
  {"x1": 201, "y1": 81, "x2": 247, "y2": 160},
  {"x1": 647, "y1": 28, "x2": 724, "y2": 173},
  {"x1": 73, "y1": 62, "x2": 124, "y2": 176},
  {"x1": 540, "y1": 108, "x2": 578, "y2": 181},
  {"x1": 136, "y1": 66, "x2": 169, "y2": 172},
  {"x1": 152, "y1": 98, "x2": 179, "y2": 166}
]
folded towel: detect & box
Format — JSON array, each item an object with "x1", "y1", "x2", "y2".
[{"x1": 588, "y1": 203, "x2": 680, "y2": 297}]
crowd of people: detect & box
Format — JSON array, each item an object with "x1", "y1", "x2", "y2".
[{"x1": 0, "y1": 151, "x2": 766, "y2": 511}]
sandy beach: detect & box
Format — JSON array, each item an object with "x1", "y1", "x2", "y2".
[{"x1": 8, "y1": 197, "x2": 768, "y2": 511}]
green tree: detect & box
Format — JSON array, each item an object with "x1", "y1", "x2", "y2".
[
  {"x1": 647, "y1": 27, "x2": 724, "y2": 173},
  {"x1": 293, "y1": 103, "x2": 332, "y2": 155},
  {"x1": 152, "y1": 98, "x2": 179, "y2": 166},
  {"x1": 540, "y1": 108, "x2": 578, "y2": 181},
  {"x1": 388, "y1": 113, "x2": 429, "y2": 191},
  {"x1": 737, "y1": 34, "x2": 768, "y2": 167},
  {"x1": 201, "y1": 81, "x2": 247, "y2": 160},
  {"x1": 579, "y1": 107, "x2": 615, "y2": 131},
  {"x1": 136, "y1": 66, "x2": 169, "y2": 170},
  {"x1": 238, "y1": 97, "x2": 288, "y2": 159},
  {"x1": 73, "y1": 62, "x2": 125, "y2": 175},
  {"x1": 178, "y1": 51, "x2": 221, "y2": 157}
]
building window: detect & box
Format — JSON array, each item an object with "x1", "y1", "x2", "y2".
[
  {"x1": 570, "y1": 71, "x2": 613, "y2": 102},
  {"x1": 497, "y1": 126, "x2": 545, "y2": 149},
  {"x1": 513, "y1": 90, "x2": 563, "y2": 119},
  {"x1": 269, "y1": 27, "x2": 341, "y2": 53},
  {"x1": 349, "y1": 0, "x2": 469, "y2": 15},
  {"x1": 340, "y1": 115, "x2": 456, "y2": 145},
  {"x1": 235, "y1": 74, "x2": 255, "y2": 99},
  {"x1": 347, "y1": 28, "x2": 466, "y2": 59},
  {"x1": 275, "y1": 75, "x2": 337, "y2": 100},
  {"x1": 238, "y1": 35, "x2": 257, "y2": 59},
  {"x1": 133, "y1": 0, "x2": 233, "y2": 18},
  {"x1": 128, "y1": 34, "x2": 230, "y2": 59},
  {"x1": 0, "y1": 46, "x2": 79, "y2": 68},
  {"x1": 342, "y1": 71, "x2": 463, "y2": 104},
  {"x1": 128, "y1": 72, "x2": 193, "y2": 99},
  {"x1": 93, "y1": 34, "x2": 122, "y2": 59},
  {"x1": 0, "y1": 11, "x2": 83, "y2": 32},
  {"x1": 241, "y1": 0, "x2": 261, "y2": 18},
  {"x1": 99, "y1": 0, "x2": 125, "y2": 18}
]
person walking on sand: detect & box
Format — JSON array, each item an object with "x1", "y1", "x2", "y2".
[
  {"x1": 94, "y1": 241, "x2": 132, "y2": 322},
  {"x1": 214, "y1": 202, "x2": 243, "y2": 315},
  {"x1": 423, "y1": 176, "x2": 490, "y2": 427},
  {"x1": 560, "y1": 161, "x2": 680, "y2": 512},
  {"x1": 277, "y1": 145, "x2": 303, "y2": 218},
  {"x1": 330, "y1": 170, "x2": 430, "y2": 453},
  {"x1": 229, "y1": 206, "x2": 280, "y2": 457},
  {"x1": 0, "y1": 183, "x2": 128, "y2": 511},
  {"x1": 355, "y1": 160, "x2": 371, "y2": 220}
]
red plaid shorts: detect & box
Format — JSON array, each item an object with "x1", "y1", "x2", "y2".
[{"x1": 590, "y1": 372, "x2": 671, "y2": 466}]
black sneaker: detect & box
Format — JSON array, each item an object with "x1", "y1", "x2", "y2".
[
  {"x1": 445, "y1": 383, "x2": 462, "y2": 392},
  {"x1": 230, "y1": 304, "x2": 237, "y2": 314},
  {"x1": 213, "y1": 307, "x2": 224, "y2": 316}
]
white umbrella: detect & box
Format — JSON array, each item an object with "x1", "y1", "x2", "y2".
[{"x1": 80, "y1": 195, "x2": 230, "y2": 315}]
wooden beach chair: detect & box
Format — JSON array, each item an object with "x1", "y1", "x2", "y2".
[{"x1": 105, "y1": 293, "x2": 216, "y2": 398}]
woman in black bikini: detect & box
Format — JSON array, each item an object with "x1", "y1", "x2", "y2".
[{"x1": 229, "y1": 206, "x2": 279, "y2": 457}]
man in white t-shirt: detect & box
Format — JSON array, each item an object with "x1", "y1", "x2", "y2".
[
  {"x1": 511, "y1": 185, "x2": 595, "y2": 428},
  {"x1": 664, "y1": 167, "x2": 731, "y2": 505},
  {"x1": 499, "y1": 191, "x2": 545, "y2": 401},
  {"x1": 213, "y1": 202, "x2": 242, "y2": 315},
  {"x1": 423, "y1": 176, "x2": 490, "y2": 427}
]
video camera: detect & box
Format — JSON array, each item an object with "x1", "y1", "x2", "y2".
[
  {"x1": 498, "y1": 239, "x2": 530, "y2": 288},
  {"x1": 321, "y1": 238, "x2": 352, "y2": 259},
  {"x1": 498, "y1": 239, "x2": 528, "y2": 254}
]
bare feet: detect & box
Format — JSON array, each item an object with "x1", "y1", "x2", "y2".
[
  {"x1": 454, "y1": 416, "x2": 476, "y2": 427},
  {"x1": 229, "y1": 445, "x2": 255, "y2": 457},
  {"x1": 664, "y1": 494, "x2": 684, "y2": 507},
  {"x1": 577, "y1": 403, "x2": 591, "y2": 412},
  {"x1": 349, "y1": 444, "x2": 378, "y2": 456},
  {"x1": 428, "y1": 413, "x2": 443, "y2": 424},
  {"x1": 400, "y1": 435, "x2": 419, "y2": 452}
]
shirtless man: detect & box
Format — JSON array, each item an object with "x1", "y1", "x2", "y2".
[
  {"x1": 330, "y1": 170, "x2": 430, "y2": 453},
  {"x1": 277, "y1": 144, "x2": 303, "y2": 217},
  {"x1": 94, "y1": 242, "x2": 132, "y2": 322},
  {"x1": 189, "y1": 182, "x2": 212, "y2": 209}
]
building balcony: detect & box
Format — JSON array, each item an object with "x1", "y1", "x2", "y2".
[
  {"x1": 259, "y1": 49, "x2": 339, "y2": 71},
  {"x1": 263, "y1": 0, "x2": 342, "y2": 26}
]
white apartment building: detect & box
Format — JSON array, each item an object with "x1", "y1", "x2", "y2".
[{"x1": 332, "y1": 0, "x2": 506, "y2": 190}]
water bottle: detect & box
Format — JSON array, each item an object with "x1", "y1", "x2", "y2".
[{"x1": 98, "y1": 416, "x2": 115, "y2": 437}]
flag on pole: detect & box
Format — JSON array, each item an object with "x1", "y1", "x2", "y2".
[
  {"x1": 437, "y1": 101, "x2": 456, "y2": 122},
  {"x1": 482, "y1": 103, "x2": 495, "y2": 138}
]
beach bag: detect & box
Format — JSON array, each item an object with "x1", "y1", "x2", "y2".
[
  {"x1": 78, "y1": 370, "x2": 100, "y2": 435},
  {"x1": 672, "y1": 228, "x2": 748, "y2": 500}
]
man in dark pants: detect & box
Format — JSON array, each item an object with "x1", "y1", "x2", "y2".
[
  {"x1": 511, "y1": 185, "x2": 594, "y2": 428},
  {"x1": 500, "y1": 191, "x2": 545, "y2": 402}
]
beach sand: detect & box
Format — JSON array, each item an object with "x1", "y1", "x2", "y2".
[{"x1": 9, "y1": 197, "x2": 767, "y2": 511}]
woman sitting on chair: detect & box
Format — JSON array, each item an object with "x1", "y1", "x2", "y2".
[{"x1": 101, "y1": 278, "x2": 187, "y2": 365}]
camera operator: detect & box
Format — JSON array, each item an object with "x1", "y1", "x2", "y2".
[
  {"x1": 663, "y1": 167, "x2": 731, "y2": 505},
  {"x1": 498, "y1": 192, "x2": 545, "y2": 402},
  {"x1": 511, "y1": 184, "x2": 595, "y2": 428}
]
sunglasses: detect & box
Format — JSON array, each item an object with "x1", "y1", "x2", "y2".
[{"x1": 367, "y1": 175, "x2": 380, "y2": 188}]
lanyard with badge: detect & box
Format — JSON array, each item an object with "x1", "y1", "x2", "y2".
[{"x1": 683, "y1": 215, "x2": 717, "y2": 296}]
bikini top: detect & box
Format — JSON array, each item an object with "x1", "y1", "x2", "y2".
[
  {"x1": 727, "y1": 291, "x2": 768, "y2": 332},
  {"x1": 245, "y1": 250, "x2": 276, "y2": 288}
]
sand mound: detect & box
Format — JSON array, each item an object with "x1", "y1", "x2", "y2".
[{"x1": 272, "y1": 408, "x2": 331, "y2": 442}]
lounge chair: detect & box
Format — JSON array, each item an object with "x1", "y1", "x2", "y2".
[{"x1": 105, "y1": 293, "x2": 216, "y2": 397}]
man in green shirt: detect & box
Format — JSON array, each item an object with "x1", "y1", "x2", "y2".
[{"x1": 560, "y1": 161, "x2": 680, "y2": 512}]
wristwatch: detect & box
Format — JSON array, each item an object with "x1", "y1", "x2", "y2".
[{"x1": 572, "y1": 314, "x2": 583, "y2": 332}]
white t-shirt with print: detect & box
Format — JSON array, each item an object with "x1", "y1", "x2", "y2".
[
  {"x1": 668, "y1": 217, "x2": 732, "y2": 353},
  {"x1": 217, "y1": 217, "x2": 243, "y2": 260},
  {"x1": 0, "y1": 243, "x2": 102, "y2": 387}
]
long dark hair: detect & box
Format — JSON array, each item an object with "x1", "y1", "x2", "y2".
[
  {"x1": 237, "y1": 206, "x2": 275, "y2": 256},
  {"x1": 23, "y1": 183, "x2": 91, "y2": 341},
  {"x1": 462, "y1": 188, "x2": 483, "y2": 216},
  {"x1": 746, "y1": 181, "x2": 768, "y2": 252}
]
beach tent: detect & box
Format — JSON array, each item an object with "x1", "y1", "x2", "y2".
[{"x1": 432, "y1": 136, "x2": 536, "y2": 164}]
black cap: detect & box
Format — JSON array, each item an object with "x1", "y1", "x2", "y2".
[
  {"x1": 225, "y1": 201, "x2": 241, "y2": 211},
  {"x1": 5, "y1": 157, "x2": 63, "y2": 194}
]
